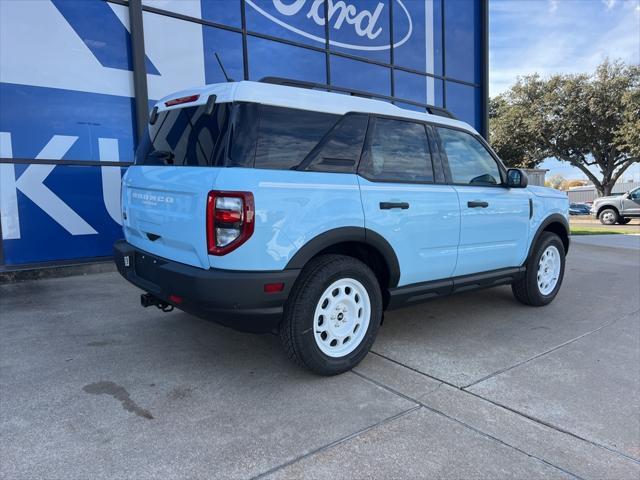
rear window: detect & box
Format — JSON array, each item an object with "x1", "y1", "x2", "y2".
[{"x1": 135, "y1": 103, "x2": 231, "y2": 166}]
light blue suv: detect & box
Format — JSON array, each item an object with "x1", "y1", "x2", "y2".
[{"x1": 114, "y1": 79, "x2": 570, "y2": 375}]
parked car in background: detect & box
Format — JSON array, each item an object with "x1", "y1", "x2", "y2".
[
  {"x1": 569, "y1": 203, "x2": 591, "y2": 215},
  {"x1": 114, "y1": 79, "x2": 570, "y2": 375},
  {"x1": 591, "y1": 187, "x2": 640, "y2": 224}
]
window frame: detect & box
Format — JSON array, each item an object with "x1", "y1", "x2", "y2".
[
  {"x1": 433, "y1": 124, "x2": 508, "y2": 188},
  {"x1": 357, "y1": 115, "x2": 440, "y2": 185}
]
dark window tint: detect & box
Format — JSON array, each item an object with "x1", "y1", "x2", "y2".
[
  {"x1": 305, "y1": 114, "x2": 368, "y2": 173},
  {"x1": 228, "y1": 102, "x2": 259, "y2": 167},
  {"x1": 254, "y1": 106, "x2": 339, "y2": 170},
  {"x1": 437, "y1": 127, "x2": 501, "y2": 185},
  {"x1": 135, "y1": 103, "x2": 231, "y2": 166},
  {"x1": 361, "y1": 118, "x2": 433, "y2": 183}
]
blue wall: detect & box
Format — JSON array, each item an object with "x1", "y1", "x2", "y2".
[{"x1": 0, "y1": 0, "x2": 485, "y2": 267}]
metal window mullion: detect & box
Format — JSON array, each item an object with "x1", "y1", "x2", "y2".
[
  {"x1": 128, "y1": 0, "x2": 150, "y2": 142},
  {"x1": 241, "y1": 0, "x2": 249, "y2": 80}
]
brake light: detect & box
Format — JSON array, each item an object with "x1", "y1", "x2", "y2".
[
  {"x1": 206, "y1": 191, "x2": 254, "y2": 255},
  {"x1": 165, "y1": 94, "x2": 200, "y2": 107}
]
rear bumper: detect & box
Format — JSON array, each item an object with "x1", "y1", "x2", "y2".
[{"x1": 113, "y1": 240, "x2": 300, "y2": 333}]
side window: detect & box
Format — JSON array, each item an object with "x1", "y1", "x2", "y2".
[
  {"x1": 228, "y1": 102, "x2": 259, "y2": 167},
  {"x1": 437, "y1": 127, "x2": 502, "y2": 185},
  {"x1": 254, "y1": 105, "x2": 339, "y2": 169},
  {"x1": 360, "y1": 118, "x2": 434, "y2": 183},
  {"x1": 305, "y1": 114, "x2": 368, "y2": 173}
]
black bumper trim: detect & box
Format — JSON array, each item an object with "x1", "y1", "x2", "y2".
[{"x1": 113, "y1": 240, "x2": 300, "y2": 333}]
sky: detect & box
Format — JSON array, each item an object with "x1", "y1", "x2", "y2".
[{"x1": 489, "y1": 0, "x2": 640, "y2": 181}]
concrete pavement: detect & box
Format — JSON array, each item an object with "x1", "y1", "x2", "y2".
[{"x1": 1, "y1": 241, "x2": 639, "y2": 479}]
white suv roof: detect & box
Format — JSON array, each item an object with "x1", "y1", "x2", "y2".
[{"x1": 156, "y1": 80, "x2": 476, "y2": 134}]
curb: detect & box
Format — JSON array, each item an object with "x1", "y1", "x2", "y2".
[{"x1": 0, "y1": 260, "x2": 116, "y2": 284}]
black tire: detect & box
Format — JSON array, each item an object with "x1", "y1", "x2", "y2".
[
  {"x1": 618, "y1": 218, "x2": 631, "y2": 225},
  {"x1": 599, "y1": 208, "x2": 619, "y2": 225},
  {"x1": 280, "y1": 254, "x2": 383, "y2": 376},
  {"x1": 512, "y1": 232, "x2": 565, "y2": 306}
]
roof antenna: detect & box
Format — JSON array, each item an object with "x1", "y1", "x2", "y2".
[{"x1": 215, "y1": 53, "x2": 234, "y2": 82}]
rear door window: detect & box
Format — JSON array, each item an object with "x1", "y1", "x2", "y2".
[
  {"x1": 359, "y1": 117, "x2": 434, "y2": 183},
  {"x1": 254, "y1": 106, "x2": 339, "y2": 170},
  {"x1": 136, "y1": 103, "x2": 231, "y2": 166}
]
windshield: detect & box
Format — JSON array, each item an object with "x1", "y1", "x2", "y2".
[{"x1": 135, "y1": 103, "x2": 231, "y2": 166}]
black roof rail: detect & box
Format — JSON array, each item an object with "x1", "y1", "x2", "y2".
[{"x1": 258, "y1": 76, "x2": 457, "y2": 120}]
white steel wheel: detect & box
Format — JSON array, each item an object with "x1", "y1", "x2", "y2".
[
  {"x1": 313, "y1": 278, "x2": 371, "y2": 358},
  {"x1": 537, "y1": 245, "x2": 561, "y2": 295}
]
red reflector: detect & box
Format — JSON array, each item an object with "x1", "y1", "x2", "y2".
[
  {"x1": 264, "y1": 282, "x2": 284, "y2": 294},
  {"x1": 168, "y1": 294, "x2": 183, "y2": 304},
  {"x1": 165, "y1": 94, "x2": 200, "y2": 107},
  {"x1": 215, "y1": 209, "x2": 242, "y2": 224}
]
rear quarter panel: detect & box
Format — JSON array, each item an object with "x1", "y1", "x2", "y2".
[{"x1": 209, "y1": 168, "x2": 364, "y2": 271}]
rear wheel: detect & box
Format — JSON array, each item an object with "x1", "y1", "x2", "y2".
[
  {"x1": 280, "y1": 254, "x2": 382, "y2": 375},
  {"x1": 599, "y1": 208, "x2": 619, "y2": 225},
  {"x1": 512, "y1": 232, "x2": 565, "y2": 306}
]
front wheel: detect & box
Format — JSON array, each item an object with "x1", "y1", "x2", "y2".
[
  {"x1": 512, "y1": 232, "x2": 566, "y2": 306},
  {"x1": 599, "y1": 208, "x2": 619, "y2": 225},
  {"x1": 280, "y1": 254, "x2": 382, "y2": 375}
]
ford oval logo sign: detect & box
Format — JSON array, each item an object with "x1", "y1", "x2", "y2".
[{"x1": 245, "y1": 0, "x2": 413, "y2": 51}]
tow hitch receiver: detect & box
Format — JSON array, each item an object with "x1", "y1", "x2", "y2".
[{"x1": 140, "y1": 293, "x2": 174, "y2": 312}]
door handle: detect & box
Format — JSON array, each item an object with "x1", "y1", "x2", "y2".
[
  {"x1": 467, "y1": 200, "x2": 489, "y2": 208},
  {"x1": 380, "y1": 202, "x2": 409, "y2": 210}
]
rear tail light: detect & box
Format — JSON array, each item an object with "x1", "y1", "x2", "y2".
[{"x1": 206, "y1": 191, "x2": 254, "y2": 255}]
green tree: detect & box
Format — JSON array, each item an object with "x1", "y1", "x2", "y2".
[{"x1": 489, "y1": 60, "x2": 640, "y2": 196}]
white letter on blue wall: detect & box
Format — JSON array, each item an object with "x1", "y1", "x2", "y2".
[
  {"x1": 0, "y1": 133, "x2": 98, "y2": 239},
  {"x1": 99, "y1": 138, "x2": 123, "y2": 226}
]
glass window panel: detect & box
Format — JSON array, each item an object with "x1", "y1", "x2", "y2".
[
  {"x1": 330, "y1": 55, "x2": 390, "y2": 96},
  {"x1": 437, "y1": 127, "x2": 500, "y2": 185},
  {"x1": 444, "y1": 0, "x2": 480, "y2": 83},
  {"x1": 393, "y1": 0, "x2": 442, "y2": 75},
  {"x1": 0, "y1": 83, "x2": 136, "y2": 162},
  {"x1": 361, "y1": 118, "x2": 434, "y2": 183},
  {"x1": 142, "y1": 0, "x2": 201, "y2": 18},
  {"x1": 445, "y1": 81, "x2": 480, "y2": 131},
  {"x1": 201, "y1": 0, "x2": 241, "y2": 27},
  {"x1": 136, "y1": 103, "x2": 231, "y2": 166},
  {"x1": 245, "y1": 0, "x2": 326, "y2": 47},
  {"x1": 143, "y1": 11, "x2": 208, "y2": 100},
  {"x1": 328, "y1": 0, "x2": 390, "y2": 63},
  {"x1": 394, "y1": 70, "x2": 443, "y2": 107},
  {"x1": 306, "y1": 114, "x2": 368, "y2": 173},
  {"x1": 143, "y1": 0, "x2": 241, "y2": 27},
  {"x1": 248, "y1": 36, "x2": 326, "y2": 84},
  {"x1": 255, "y1": 105, "x2": 339, "y2": 169},
  {"x1": 203, "y1": 27, "x2": 244, "y2": 83}
]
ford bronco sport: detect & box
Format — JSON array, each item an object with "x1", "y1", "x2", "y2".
[{"x1": 114, "y1": 79, "x2": 570, "y2": 375}]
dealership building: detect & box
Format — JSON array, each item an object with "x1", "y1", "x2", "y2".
[{"x1": 0, "y1": 0, "x2": 488, "y2": 269}]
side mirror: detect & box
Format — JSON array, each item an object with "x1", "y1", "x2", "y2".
[{"x1": 506, "y1": 168, "x2": 528, "y2": 188}]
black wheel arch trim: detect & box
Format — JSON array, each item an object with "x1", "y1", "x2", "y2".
[
  {"x1": 526, "y1": 213, "x2": 570, "y2": 262},
  {"x1": 284, "y1": 227, "x2": 401, "y2": 288}
]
